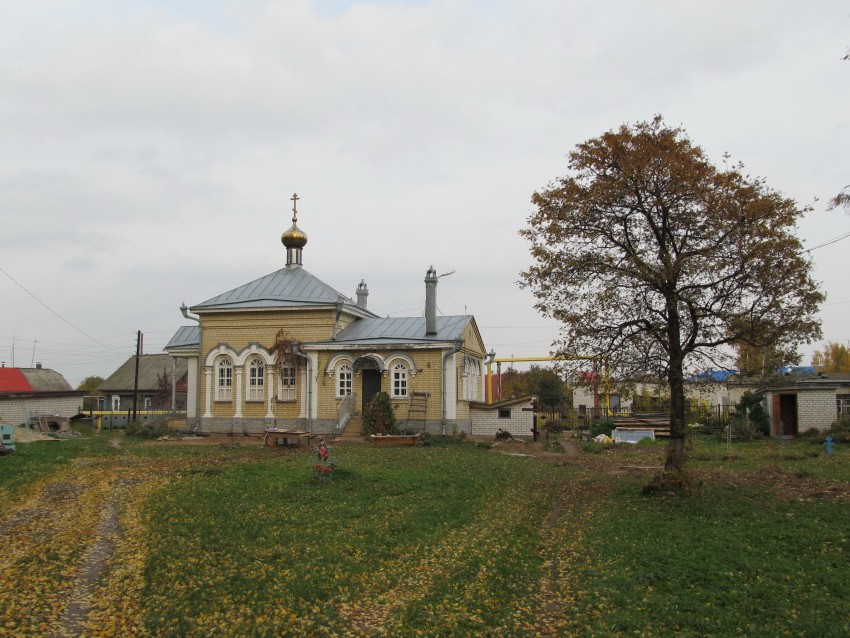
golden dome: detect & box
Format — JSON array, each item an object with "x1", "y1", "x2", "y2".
[
  {"x1": 281, "y1": 192, "x2": 308, "y2": 249},
  {"x1": 281, "y1": 223, "x2": 308, "y2": 249}
]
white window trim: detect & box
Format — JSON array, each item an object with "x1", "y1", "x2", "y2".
[
  {"x1": 247, "y1": 356, "x2": 265, "y2": 402},
  {"x1": 462, "y1": 356, "x2": 481, "y2": 401},
  {"x1": 216, "y1": 357, "x2": 233, "y2": 402},
  {"x1": 278, "y1": 363, "x2": 297, "y2": 401},
  {"x1": 392, "y1": 362, "x2": 408, "y2": 398},
  {"x1": 337, "y1": 363, "x2": 353, "y2": 397}
]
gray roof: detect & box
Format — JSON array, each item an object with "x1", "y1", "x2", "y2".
[
  {"x1": 191, "y1": 266, "x2": 377, "y2": 318},
  {"x1": 19, "y1": 368, "x2": 73, "y2": 392},
  {"x1": 165, "y1": 325, "x2": 200, "y2": 351},
  {"x1": 325, "y1": 315, "x2": 472, "y2": 347},
  {"x1": 100, "y1": 354, "x2": 188, "y2": 393}
]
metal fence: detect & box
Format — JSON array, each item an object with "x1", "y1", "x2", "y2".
[{"x1": 538, "y1": 402, "x2": 732, "y2": 430}]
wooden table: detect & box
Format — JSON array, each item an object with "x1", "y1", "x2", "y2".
[{"x1": 264, "y1": 429, "x2": 311, "y2": 447}]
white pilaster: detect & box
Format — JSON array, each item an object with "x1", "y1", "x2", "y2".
[
  {"x1": 445, "y1": 352, "x2": 458, "y2": 420},
  {"x1": 235, "y1": 368, "x2": 244, "y2": 418},
  {"x1": 186, "y1": 358, "x2": 198, "y2": 419},
  {"x1": 266, "y1": 367, "x2": 275, "y2": 418},
  {"x1": 203, "y1": 367, "x2": 213, "y2": 418}
]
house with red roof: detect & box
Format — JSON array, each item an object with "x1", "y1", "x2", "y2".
[{"x1": 0, "y1": 365, "x2": 86, "y2": 426}]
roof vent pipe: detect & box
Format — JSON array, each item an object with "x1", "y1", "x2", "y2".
[
  {"x1": 356, "y1": 280, "x2": 369, "y2": 309},
  {"x1": 425, "y1": 266, "x2": 438, "y2": 336}
]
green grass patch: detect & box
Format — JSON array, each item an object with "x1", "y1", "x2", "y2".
[
  {"x1": 571, "y1": 478, "x2": 850, "y2": 637},
  {"x1": 139, "y1": 444, "x2": 564, "y2": 636},
  {"x1": 1, "y1": 434, "x2": 849, "y2": 636},
  {"x1": 0, "y1": 426, "x2": 117, "y2": 497}
]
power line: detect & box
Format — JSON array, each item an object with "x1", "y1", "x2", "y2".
[
  {"x1": 0, "y1": 265, "x2": 123, "y2": 354},
  {"x1": 805, "y1": 231, "x2": 850, "y2": 252}
]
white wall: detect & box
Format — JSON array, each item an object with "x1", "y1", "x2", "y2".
[
  {"x1": 0, "y1": 397, "x2": 83, "y2": 426},
  {"x1": 471, "y1": 399, "x2": 535, "y2": 437}
]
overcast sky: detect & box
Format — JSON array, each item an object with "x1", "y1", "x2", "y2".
[{"x1": 1, "y1": 0, "x2": 848, "y2": 388}]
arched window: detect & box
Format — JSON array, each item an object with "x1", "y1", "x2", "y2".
[
  {"x1": 247, "y1": 356, "x2": 265, "y2": 401},
  {"x1": 278, "y1": 363, "x2": 297, "y2": 401},
  {"x1": 392, "y1": 362, "x2": 408, "y2": 398},
  {"x1": 463, "y1": 357, "x2": 481, "y2": 401},
  {"x1": 216, "y1": 357, "x2": 233, "y2": 401},
  {"x1": 337, "y1": 363, "x2": 353, "y2": 397}
]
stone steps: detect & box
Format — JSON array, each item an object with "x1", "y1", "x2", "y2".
[{"x1": 335, "y1": 415, "x2": 365, "y2": 441}]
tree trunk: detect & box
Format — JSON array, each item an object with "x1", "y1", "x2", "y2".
[
  {"x1": 664, "y1": 293, "x2": 687, "y2": 471},
  {"x1": 664, "y1": 357, "x2": 687, "y2": 470}
]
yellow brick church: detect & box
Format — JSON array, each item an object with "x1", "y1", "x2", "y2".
[{"x1": 166, "y1": 195, "x2": 491, "y2": 436}]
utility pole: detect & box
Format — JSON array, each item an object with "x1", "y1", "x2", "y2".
[{"x1": 132, "y1": 330, "x2": 141, "y2": 423}]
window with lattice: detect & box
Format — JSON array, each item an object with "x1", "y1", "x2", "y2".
[
  {"x1": 392, "y1": 362, "x2": 408, "y2": 397},
  {"x1": 216, "y1": 357, "x2": 233, "y2": 401},
  {"x1": 337, "y1": 363, "x2": 353, "y2": 397},
  {"x1": 278, "y1": 363, "x2": 297, "y2": 401},
  {"x1": 247, "y1": 357, "x2": 265, "y2": 401}
]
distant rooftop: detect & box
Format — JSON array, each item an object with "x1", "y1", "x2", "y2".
[
  {"x1": 165, "y1": 325, "x2": 200, "y2": 351},
  {"x1": 0, "y1": 367, "x2": 74, "y2": 393}
]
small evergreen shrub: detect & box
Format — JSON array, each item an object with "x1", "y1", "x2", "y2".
[{"x1": 362, "y1": 392, "x2": 398, "y2": 436}]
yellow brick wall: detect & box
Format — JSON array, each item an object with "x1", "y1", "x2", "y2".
[
  {"x1": 451, "y1": 321, "x2": 488, "y2": 420},
  {"x1": 200, "y1": 308, "x2": 341, "y2": 354},
  {"x1": 312, "y1": 349, "x2": 447, "y2": 421},
  {"x1": 198, "y1": 311, "x2": 486, "y2": 430},
  {"x1": 201, "y1": 308, "x2": 339, "y2": 419}
]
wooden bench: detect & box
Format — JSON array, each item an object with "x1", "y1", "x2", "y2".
[{"x1": 264, "y1": 429, "x2": 311, "y2": 447}]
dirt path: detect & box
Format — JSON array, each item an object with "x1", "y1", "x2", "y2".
[
  {"x1": 51, "y1": 502, "x2": 120, "y2": 638},
  {"x1": 0, "y1": 456, "x2": 171, "y2": 637}
]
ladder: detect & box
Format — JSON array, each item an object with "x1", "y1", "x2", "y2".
[{"x1": 405, "y1": 392, "x2": 429, "y2": 431}]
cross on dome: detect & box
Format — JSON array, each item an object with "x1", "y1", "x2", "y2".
[
  {"x1": 290, "y1": 192, "x2": 300, "y2": 222},
  {"x1": 282, "y1": 192, "x2": 308, "y2": 267}
]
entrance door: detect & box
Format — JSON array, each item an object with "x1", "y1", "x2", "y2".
[
  {"x1": 362, "y1": 369, "x2": 382, "y2": 412},
  {"x1": 773, "y1": 393, "x2": 798, "y2": 436}
]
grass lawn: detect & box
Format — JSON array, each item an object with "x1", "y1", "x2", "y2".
[{"x1": 0, "y1": 430, "x2": 848, "y2": 637}]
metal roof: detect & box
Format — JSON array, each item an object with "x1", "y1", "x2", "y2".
[
  {"x1": 0, "y1": 368, "x2": 32, "y2": 392},
  {"x1": 163, "y1": 316, "x2": 475, "y2": 355},
  {"x1": 191, "y1": 266, "x2": 377, "y2": 318},
  {"x1": 20, "y1": 368, "x2": 74, "y2": 392},
  {"x1": 165, "y1": 325, "x2": 200, "y2": 350},
  {"x1": 0, "y1": 367, "x2": 74, "y2": 394},
  {"x1": 100, "y1": 354, "x2": 189, "y2": 393},
  {"x1": 328, "y1": 315, "x2": 471, "y2": 346}
]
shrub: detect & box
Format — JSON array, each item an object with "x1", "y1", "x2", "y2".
[
  {"x1": 362, "y1": 392, "x2": 398, "y2": 436},
  {"x1": 811, "y1": 416, "x2": 850, "y2": 444},
  {"x1": 717, "y1": 392, "x2": 770, "y2": 442},
  {"x1": 589, "y1": 419, "x2": 615, "y2": 438},
  {"x1": 727, "y1": 415, "x2": 762, "y2": 442},
  {"x1": 494, "y1": 429, "x2": 513, "y2": 441},
  {"x1": 125, "y1": 420, "x2": 169, "y2": 439}
]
